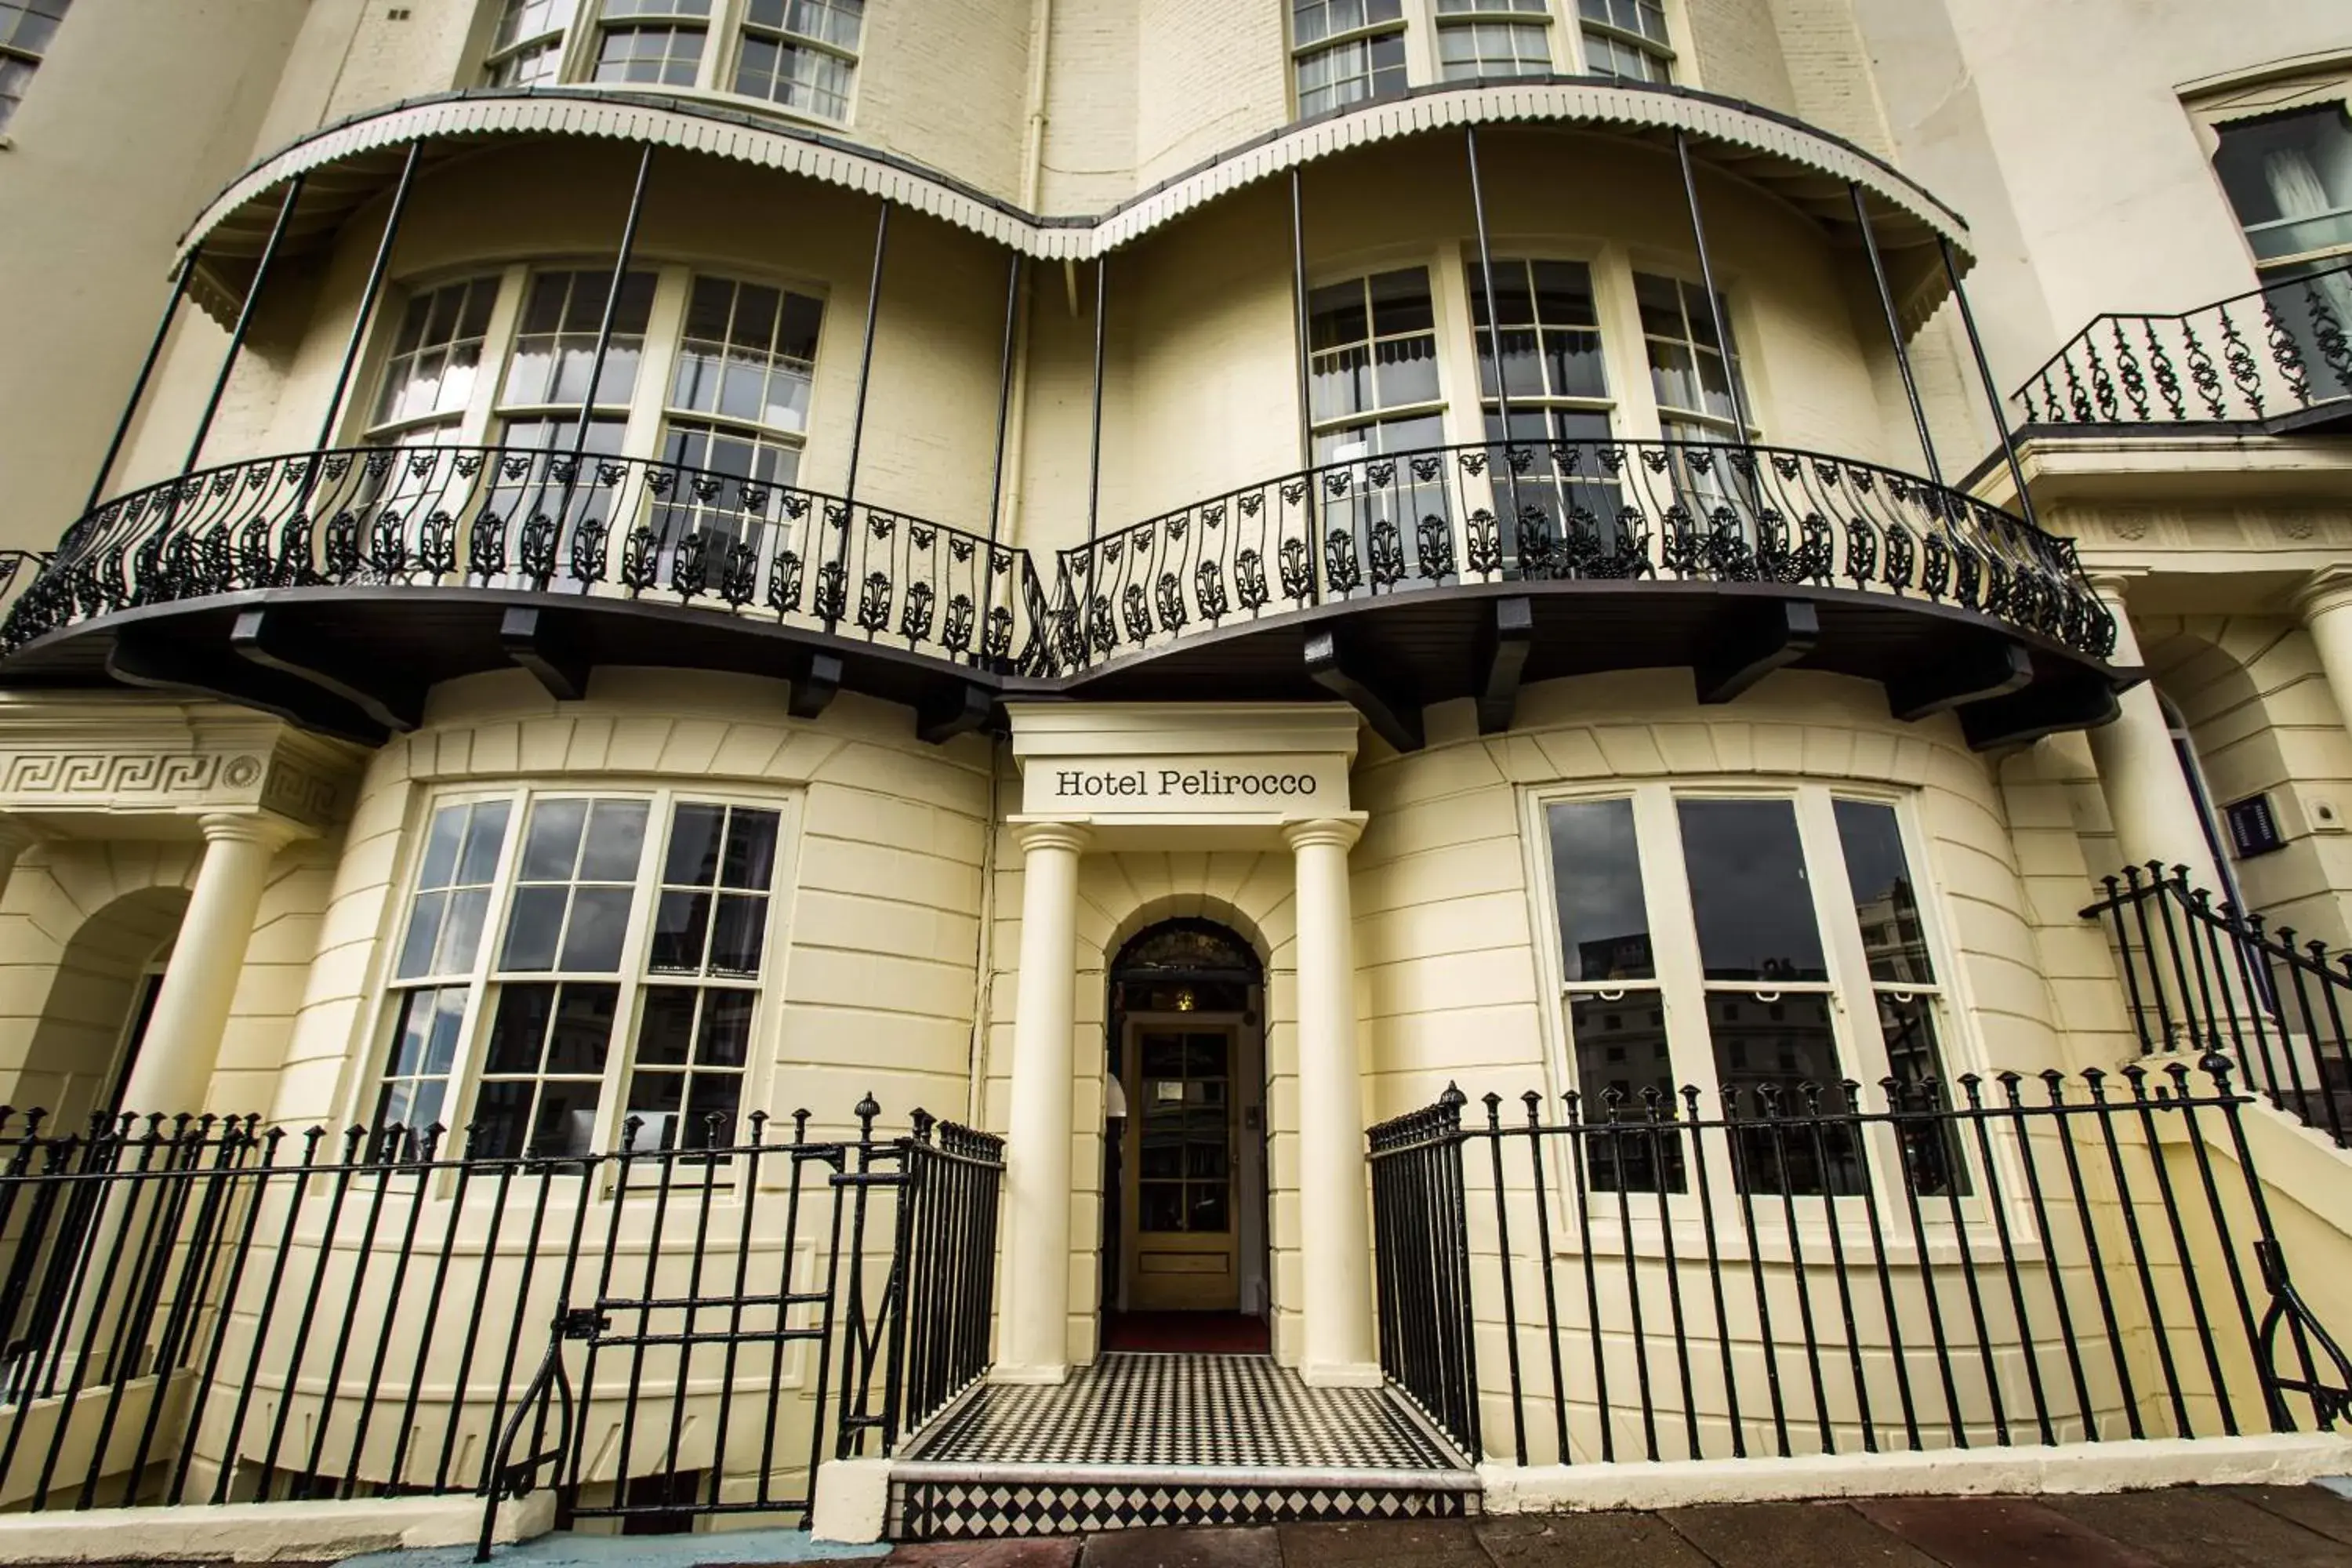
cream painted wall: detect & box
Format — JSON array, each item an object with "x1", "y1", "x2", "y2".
[
  {"x1": 0, "y1": 0, "x2": 308, "y2": 554},
  {"x1": 1857, "y1": 0, "x2": 2352, "y2": 394},
  {"x1": 0, "y1": 835, "x2": 335, "y2": 1123},
  {"x1": 266, "y1": 670, "x2": 990, "y2": 1136}
]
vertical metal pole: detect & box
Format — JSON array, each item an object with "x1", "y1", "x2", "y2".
[
  {"x1": 1463, "y1": 126, "x2": 1515, "y2": 445},
  {"x1": 1938, "y1": 235, "x2": 2042, "y2": 532},
  {"x1": 185, "y1": 175, "x2": 306, "y2": 474},
  {"x1": 314, "y1": 140, "x2": 423, "y2": 453},
  {"x1": 1674, "y1": 130, "x2": 1754, "y2": 441},
  {"x1": 985, "y1": 252, "x2": 1022, "y2": 546},
  {"x1": 842, "y1": 199, "x2": 892, "y2": 510},
  {"x1": 88, "y1": 245, "x2": 203, "y2": 510},
  {"x1": 1087, "y1": 255, "x2": 1107, "y2": 550},
  {"x1": 1290, "y1": 167, "x2": 1314, "y2": 469},
  {"x1": 564, "y1": 143, "x2": 655, "y2": 472},
  {"x1": 1850, "y1": 182, "x2": 1944, "y2": 487}
]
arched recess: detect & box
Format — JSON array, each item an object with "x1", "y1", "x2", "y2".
[
  {"x1": 989, "y1": 850, "x2": 1305, "y2": 1367},
  {"x1": 4, "y1": 885, "x2": 189, "y2": 1132},
  {"x1": 2140, "y1": 614, "x2": 2352, "y2": 944},
  {"x1": 1101, "y1": 918, "x2": 1272, "y2": 1345}
]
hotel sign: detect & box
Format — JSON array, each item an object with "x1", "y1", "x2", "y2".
[
  {"x1": 1006, "y1": 702, "x2": 1359, "y2": 822},
  {"x1": 1029, "y1": 756, "x2": 1347, "y2": 815}
]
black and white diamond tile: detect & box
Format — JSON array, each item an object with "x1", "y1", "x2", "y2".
[
  {"x1": 909, "y1": 1353, "x2": 1457, "y2": 1469},
  {"x1": 890, "y1": 1354, "x2": 1476, "y2": 1539},
  {"x1": 892, "y1": 1479, "x2": 1472, "y2": 1538}
]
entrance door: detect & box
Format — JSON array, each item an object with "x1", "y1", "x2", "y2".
[{"x1": 1122, "y1": 1024, "x2": 1240, "y2": 1311}]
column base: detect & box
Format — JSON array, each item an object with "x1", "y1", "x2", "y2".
[
  {"x1": 1300, "y1": 1360, "x2": 1385, "y2": 1388},
  {"x1": 989, "y1": 1362, "x2": 1072, "y2": 1385}
]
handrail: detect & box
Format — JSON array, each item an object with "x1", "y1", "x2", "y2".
[
  {"x1": 2013, "y1": 260, "x2": 2352, "y2": 426},
  {"x1": 1037, "y1": 436, "x2": 2114, "y2": 671},
  {"x1": 0, "y1": 445, "x2": 1033, "y2": 671},
  {"x1": 2082, "y1": 860, "x2": 2352, "y2": 1145},
  {"x1": 0, "y1": 435, "x2": 2116, "y2": 685}
]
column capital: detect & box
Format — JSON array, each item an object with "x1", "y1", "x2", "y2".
[
  {"x1": 1282, "y1": 816, "x2": 1366, "y2": 854},
  {"x1": 197, "y1": 811, "x2": 307, "y2": 852},
  {"x1": 1012, "y1": 820, "x2": 1091, "y2": 856},
  {"x1": 2292, "y1": 564, "x2": 2352, "y2": 624}
]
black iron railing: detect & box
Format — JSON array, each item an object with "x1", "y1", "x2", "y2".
[
  {"x1": 0, "y1": 445, "x2": 1032, "y2": 669},
  {"x1": 2085, "y1": 862, "x2": 2352, "y2": 1147},
  {"x1": 1040, "y1": 437, "x2": 2114, "y2": 670},
  {"x1": 0, "y1": 1098, "x2": 1000, "y2": 1529},
  {"x1": 2013, "y1": 261, "x2": 2352, "y2": 428},
  {"x1": 0, "y1": 437, "x2": 2117, "y2": 681},
  {"x1": 1367, "y1": 1062, "x2": 2352, "y2": 1468}
]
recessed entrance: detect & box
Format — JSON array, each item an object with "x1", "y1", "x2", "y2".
[{"x1": 1102, "y1": 919, "x2": 1269, "y2": 1352}]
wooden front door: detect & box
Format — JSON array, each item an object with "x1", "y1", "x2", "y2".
[{"x1": 1122, "y1": 1024, "x2": 1240, "y2": 1311}]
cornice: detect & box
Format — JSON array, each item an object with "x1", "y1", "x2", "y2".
[{"x1": 179, "y1": 82, "x2": 1973, "y2": 290}]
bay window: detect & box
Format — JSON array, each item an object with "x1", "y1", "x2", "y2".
[
  {"x1": 1434, "y1": 0, "x2": 1555, "y2": 80},
  {"x1": 372, "y1": 789, "x2": 790, "y2": 1159},
  {"x1": 1575, "y1": 0, "x2": 1672, "y2": 82},
  {"x1": 1467, "y1": 257, "x2": 1623, "y2": 564},
  {"x1": 477, "y1": 0, "x2": 862, "y2": 123},
  {"x1": 1292, "y1": 0, "x2": 1407, "y2": 119},
  {"x1": 1539, "y1": 785, "x2": 1964, "y2": 1200}
]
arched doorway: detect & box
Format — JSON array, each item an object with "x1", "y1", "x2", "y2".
[{"x1": 1102, "y1": 918, "x2": 1271, "y2": 1354}]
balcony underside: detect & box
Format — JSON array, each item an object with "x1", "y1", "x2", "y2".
[{"x1": 0, "y1": 579, "x2": 2131, "y2": 754}]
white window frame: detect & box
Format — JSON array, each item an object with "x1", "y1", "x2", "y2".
[
  {"x1": 1570, "y1": 0, "x2": 1675, "y2": 83},
  {"x1": 1432, "y1": 0, "x2": 1561, "y2": 82},
  {"x1": 1523, "y1": 779, "x2": 1987, "y2": 1240},
  {"x1": 475, "y1": 0, "x2": 863, "y2": 128},
  {"x1": 358, "y1": 782, "x2": 800, "y2": 1163},
  {"x1": 1290, "y1": 0, "x2": 1410, "y2": 121},
  {"x1": 0, "y1": 0, "x2": 70, "y2": 136}
]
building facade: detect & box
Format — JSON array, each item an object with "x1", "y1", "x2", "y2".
[{"x1": 0, "y1": 0, "x2": 2350, "y2": 1544}]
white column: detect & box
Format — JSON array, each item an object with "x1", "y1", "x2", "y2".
[
  {"x1": 2295, "y1": 566, "x2": 2352, "y2": 742},
  {"x1": 994, "y1": 820, "x2": 1088, "y2": 1384},
  {"x1": 2085, "y1": 577, "x2": 2224, "y2": 896},
  {"x1": 1283, "y1": 816, "x2": 1379, "y2": 1387},
  {"x1": 116, "y1": 812, "x2": 300, "y2": 1116}
]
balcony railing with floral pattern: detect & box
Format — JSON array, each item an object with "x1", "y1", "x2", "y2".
[
  {"x1": 2012, "y1": 260, "x2": 2352, "y2": 427},
  {"x1": 1032, "y1": 437, "x2": 2114, "y2": 673},
  {"x1": 0, "y1": 437, "x2": 2114, "y2": 694}
]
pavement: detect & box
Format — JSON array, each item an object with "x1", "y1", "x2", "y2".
[
  {"x1": 871, "y1": 1484, "x2": 2352, "y2": 1568},
  {"x1": 64, "y1": 1483, "x2": 2352, "y2": 1566}
]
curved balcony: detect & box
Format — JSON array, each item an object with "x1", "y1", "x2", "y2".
[{"x1": 0, "y1": 437, "x2": 2123, "y2": 751}]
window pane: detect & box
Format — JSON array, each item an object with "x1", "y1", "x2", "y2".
[
  {"x1": 418, "y1": 804, "x2": 467, "y2": 890},
  {"x1": 1568, "y1": 993, "x2": 1684, "y2": 1193},
  {"x1": 2213, "y1": 107, "x2": 2352, "y2": 261},
  {"x1": 501, "y1": 884, "x2": 568, "y2": 971},
  {"x1": 708, "y1": 893, "x2": 767, "y2": 976},
  {"x1": 521, "y1": 797, "x2": 589, "y2": 880},
  {"x1": 635, "y1": 985, "x2": 698, "y2": 1064},
  {"x1": 722, "y1": 808, "x2": 781, "y2": 890},
  {"x1": 544, "y1": 982, "x2": 618, "y2": 1073},
  {"x1": 1708, "y1": 993, "x2": 1862, "y2": 1196},
  {"x1": 531, "y1": 1078, "x2": 603, "y2": 1156},
  {"x1": 578, "y1": 799, "x2": 648, "y2": 880},
  {"x1": 1882, "y1": 996, "x2": 1969, "y2": 1197},
  {"x1": 699, "y1": 990, "x2": 753, "y2": 1065},
  {"x1": 561, "y1": 886, "x2": 637, "y2": 971},
  {"x1": 1547, "y1": 799, "x2": 1653, "y2": 982},
  {"x1": 459, "y1": 800, "x2": 512, "y2": 883},
  {"x1": 471, "y1": 1080, "x2": 535, "y2": 1160},
  {"x1": 684, "y1": 1073, "x2": 741, "y2": 1146},
  {"x1": 485, "y1": 983, "x2": 557, "y2": 1073},
  {"x1": 664, "y1": 802, "x2": 725, "y2": 885},
  {"x1": 397, "y1": 890, "x2": 448, "y2": 982},
  {"x1": 1832, "y1": 799, "x2": 1934, "y2": 984},
  {"x1": 625, "y1": 1069, "x2": 685, "y2": 1149},
  {"x1": 1677, "y1": 799, "x2": 1826, "y2": 982},
  {"x1": 434, "y1": 887, "x2": 492, "y2": 975},
  {"x1": 650, "y1": 889, "x2": 711, "y2": 971}
]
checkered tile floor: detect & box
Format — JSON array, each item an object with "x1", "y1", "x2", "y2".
[{"x1": 906, "y1": 1353, "x2": 1461, "y2": 1469}]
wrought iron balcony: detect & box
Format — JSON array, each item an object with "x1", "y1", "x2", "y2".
[
  {"x1": 2011, "y1": 260, "x2": 2352, "y2": 431},
  {"x1": 0, "y1": 435, "x2": 2119, "y2": 751}
]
